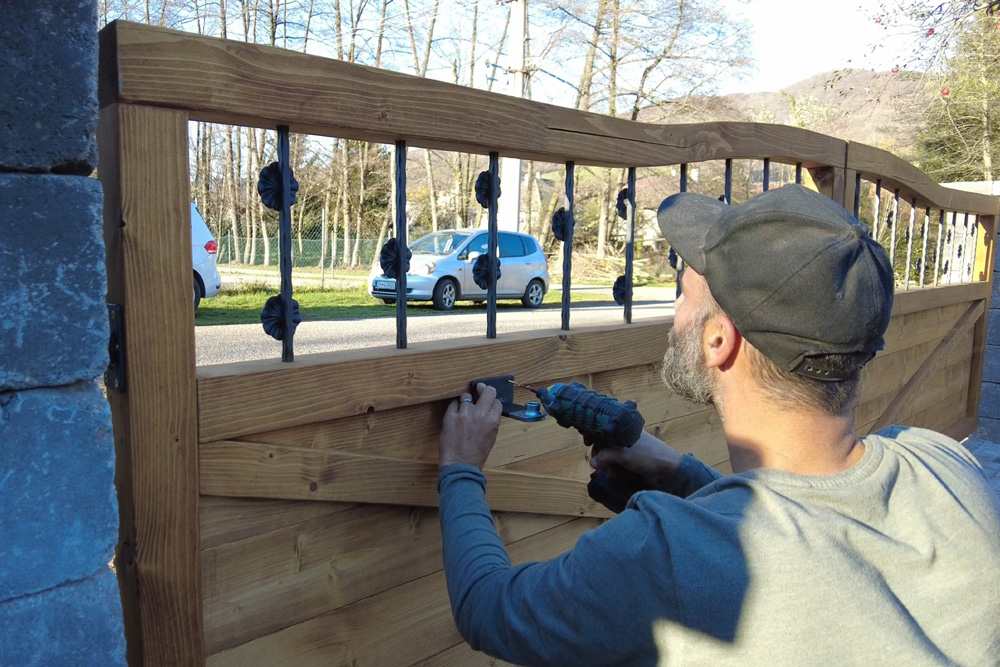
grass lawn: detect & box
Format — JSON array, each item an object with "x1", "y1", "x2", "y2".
[{"x1": 195, "y1": 283, "x2": 621, "y2": 326}]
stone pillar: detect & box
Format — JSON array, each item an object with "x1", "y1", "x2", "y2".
[
  {"x1": 0, "y1": 2, "x2": 126, "y2": 664},
  {"x1": 980, "y1": 250, "x2": 1000, "y2": 439}
]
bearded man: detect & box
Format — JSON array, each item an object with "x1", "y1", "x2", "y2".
[{"x1": 437, "y1": 184, "x2": 1000, "y2": 666}]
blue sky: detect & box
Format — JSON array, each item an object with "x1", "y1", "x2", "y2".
[{"x1": 718, "y1": 0, "x2": 914, "y2": 94}]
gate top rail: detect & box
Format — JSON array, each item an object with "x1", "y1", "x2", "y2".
[{"x1": 99, "y1": 19, "x2": 991, "y2": 217}]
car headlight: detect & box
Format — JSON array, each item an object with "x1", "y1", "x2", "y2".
[{"x1": 409, "y1": 262, "x2": 435, "y2": 276}]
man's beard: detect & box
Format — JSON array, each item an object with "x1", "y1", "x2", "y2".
[{"x1": 661, "y1": 315, "x2": 717, "y2": 405}]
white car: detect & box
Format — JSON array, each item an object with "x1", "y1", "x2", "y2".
[
  {"x1": 192, "y1": 204, "x2": 221, "y2": 310},
  {"x1": 368, "y1": 229, "x2": 550, "y2": 310}
]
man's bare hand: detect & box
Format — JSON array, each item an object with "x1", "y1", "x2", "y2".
[
  {"x1": 590, "y1": 431, "x2": 684, "y2": 489},
  {"x1": 440, "y1": 382, "x2": 504, "y2": 470}
]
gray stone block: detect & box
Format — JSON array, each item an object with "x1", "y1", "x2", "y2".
[
  {"x1": 989, "y1": 307, "x2": 1000, "y2": 347},
  {"x1": 977, "y1": 417, "x2": 1000, "y2": 442},
  {"x1": 0, "y1": 567, "x2": 126, "y2": 666},
  {"x1": 979, "y1": 382, "x2": 1000, "y2": 420},
  {"x1": 0, "y1": 1, "x2": 99, "y2": 173},
  {"x1": 0, "y1": 174, "x2": 107, "y2": 391},
  {"x1": 983, "y1": 346, "x2": 1000, "y2": 384},
  {"x1": 0, "y1": 383, "x2": 118, "y2": 602}
]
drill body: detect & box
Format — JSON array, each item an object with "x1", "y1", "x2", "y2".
[{"x1": 530, "y1": 382, "x2": 647, "y2": 512}]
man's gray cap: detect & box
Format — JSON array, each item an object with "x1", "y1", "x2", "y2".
[{"x1": 656, "y1": 184, "x2": 895, "y2": 381}]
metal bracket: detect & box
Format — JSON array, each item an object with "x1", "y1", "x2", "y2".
[
  {"x1": 105, "y1": 303, "x2": 126, "y2": 393},
  {"x1": 469, "y1": 375, "x2": 547, "y2": 423}
]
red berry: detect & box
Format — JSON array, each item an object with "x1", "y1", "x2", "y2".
[
  {"x1": 892, "y1": 66, "x2": 900, "y2": 73},
  {"x1": 927, "y1": 28, "x2": 935, "y2": 35},
  {"x1": 942, "y1": 87, "x2": 950, "y2": 96}
]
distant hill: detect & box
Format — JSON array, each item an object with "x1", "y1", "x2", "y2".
[{"x1": 638, "y1": 69, "x2": 930, "y2": 158}]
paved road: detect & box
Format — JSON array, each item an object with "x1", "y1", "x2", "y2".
[{"x1": 195, "y1": 286, "x2": 677, "y2": 367}]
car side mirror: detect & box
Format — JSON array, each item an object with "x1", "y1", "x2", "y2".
[{"x1": 466, "y1": 251, "x2": 481, "y2": 263}]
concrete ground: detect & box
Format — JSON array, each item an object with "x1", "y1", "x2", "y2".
[{"x1": 964, "y1": 437, "x2": 1000, "y2": 495}]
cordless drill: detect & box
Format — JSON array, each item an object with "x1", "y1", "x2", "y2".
[{"x1": 515, "y1": 380, "x2": 648, "y2": 513}]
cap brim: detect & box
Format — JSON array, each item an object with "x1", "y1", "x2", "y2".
[{"x1": 656, "y1": 193, "x2": 728, "y2": 273}]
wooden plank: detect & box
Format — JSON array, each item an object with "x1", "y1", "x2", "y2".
[
  {"x1": 545, "y1": 112, "x2": 847, "y2": 167},
  {"x1": 200, "y1": 496, "x2": 355, "y2": 550},
  {"x1": 857, "y1": 362, "x2": 972, "y2": 435},
  {"x1": 872, "y1": 300, "x2": 984, "y2": 431},
  {"x1": 102, "y1": 21, "x2": 551, "y2": 159},
  {"x1": 198, "y1": 319, "x2": 671, "y2": 442},
  {"x1": 200, "y1": 441, "x2": 615, "y2": 518},
  {"x1": 413, "y1": 642, "x2": 519, "y2": 666},
  {"x1": 972, "y1": 215, "x2": 997, "y2": 284},
  {"x1": 880, "y1": 300, "x2": 974, "y2": 356},
  {"x1": 942, "y1": 415, "x2": 978, "y2": 442},
  {"x1": 887, "y1": 281, "x2": 989, "y2": 318},
  {"x1": 905, "y1": 388, "x2": 970, "y2": 434},
  {"x1": 98, "y1": 103, "x2": 204, "y2": 664},
  {"x1": 205, "y1": 518, "x2": 600, "y2": 666},
  {"x1": 847, "y1": 141, "x2": 999, "y2": 214},
  {"x1": 202, "y1": 506, "x2": 570, "y2": 654},
  {"x1": 860, "y1": 327, "x2": 972, "y2": 404}
]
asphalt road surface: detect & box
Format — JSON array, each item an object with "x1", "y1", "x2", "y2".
[{"x1": 195, "y1": 286, "x2": 676, "y2": 367}]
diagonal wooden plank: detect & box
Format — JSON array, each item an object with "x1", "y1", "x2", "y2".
[
  {"x1": 872, "y1": 300, "x2": 985, "y2": 432},
  {"x1": 200, "y1": 440, "x2": 614, "y2": 519}
]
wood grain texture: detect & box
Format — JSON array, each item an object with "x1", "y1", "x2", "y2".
[
  {"x1": 198, "y1": 320, "x2": 671, "y2": 442},
  {"x1": 887, "y1": 281, "x2": 989, "y2": 317},
  {"x1": 200, "y1": 441, "x2": 615, "y2": 518},
  {"x1": 202, "y1": 505, "x2": 570, "y2": 654},
  {"x1": 872, "y1": 300, "x2": 984, "y2": 431},
  {"x1": 103, "y1": 22, "x2": 848, "y2": 169},
  {"x1": 847, "y1": 142, "x2": 999, "y2": 215},
  {"x1": 98, "y1": 103, "x2": 205, "y2": 665},
  {"x1": 204, "y1": 518, "x2": 600, "y2": 665}
]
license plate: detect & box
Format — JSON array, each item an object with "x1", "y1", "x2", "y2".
[{"x1": 374, "y1": 278, "x2": 395, "y2": 291}]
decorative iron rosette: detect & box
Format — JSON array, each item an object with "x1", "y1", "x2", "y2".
[
  {"x1": 379, "y1": 238, "x2": 412, "y2": 279},
  {"x1": 474, "y1": 171, "x2": 501, "y2": 209},
  {"x1": 616, "y1": 188, "x2": 629, "y2": 220},
  {"x1": 612, "y1": 275, "x2": 629, "y2": 305},
  {"x1": 551, "y1": 207, "x2": 574, "y2": 242},
  {"x1": 472, "y1": 254, "x2": 502, "y2": 290},
  {"x1": 257, "y1": 161, "x2": 300, "y2": 211},
  {"x1": 260, "y1": 295, "x2": 302, "y2": 341}
]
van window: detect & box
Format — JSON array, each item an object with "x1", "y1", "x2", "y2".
[{"x1": 499, "y1": 233, "x2": 527, "y2": 258}]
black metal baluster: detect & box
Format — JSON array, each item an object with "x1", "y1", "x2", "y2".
[
  {"x1": 919, "y1": 207, "x2": 929, "y2": 287},
  {"x1": 763, "y1": 158, "x2": 770, "y2": 192},
  {"x1": 562, "y1": 161, "x2": 575, "y2": 331},
  {"x1": 487, "y1": 152, "x2": 500, "y2": 338},
  {"x1": 873, "y1": 179, "x2": 882, "y2": 241},
  {"x1": 795, "y1": 162, "x2": 802, "y2": 184},
  {"x1": 889, "y1": 189, "x2": 900, "y2": 266},
  {"x1": 724, "y1": 159, "x2": 732, "y2": 204},
  {"x1": 624, "y1": 167, "x2": 636, "y2": 324},
  {"x1": 278, "y1": 126, "x2": 295, "y2": 362},
  {"x1": 934, "y1": 210, "x2": 944, "y2": 285},
  {"x1": 853, "y1": 173, "x2": 861, "y2": 219},
  {"x1": 904, "y1": 197, "x2": 916, "y2": 289},
  {"x1": 394, "y1": 140, "x2": 408, "y2": 348}
]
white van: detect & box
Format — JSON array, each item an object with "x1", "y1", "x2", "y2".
[{"x1": 192, "y1": 204, "x2": 221, "y2": 309}]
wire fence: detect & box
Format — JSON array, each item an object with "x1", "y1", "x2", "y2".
[{"x1": 216, "y1": 234, "x2": 381, "y2": 272}]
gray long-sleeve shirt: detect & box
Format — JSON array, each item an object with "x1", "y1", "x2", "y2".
[{"x1": 438, "y1": 426, "x2": 1000, "y2": 666}]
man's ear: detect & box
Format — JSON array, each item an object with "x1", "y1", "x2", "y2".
[{"x1": 702, "y1": 313, "x2": 740, "y2": 370}]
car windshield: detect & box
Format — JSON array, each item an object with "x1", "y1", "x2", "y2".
[{"x1": 408, "y1": 230, "x2": 473, "y2": 256}]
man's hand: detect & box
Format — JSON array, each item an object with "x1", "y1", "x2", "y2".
[
  {"x1": 440, "y1": 382, "x2": 504, "y2": 470},
  {"x1": 590, "y1": 430, "x2": 684, "y2": 489}
]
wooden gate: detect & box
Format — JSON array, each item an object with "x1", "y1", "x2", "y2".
[{"x1": 98, "y1": 21, "x2": 999, "y2": 666}]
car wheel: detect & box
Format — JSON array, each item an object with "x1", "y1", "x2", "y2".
[
  {"x1": 432, "y1": 279, "x2": 458, "y2": 311},
  {"x1": 379, "y1": 298, "x2": 396, "y2": 305},
  {"x1": 194, "y1": 277, "x2": 202, "y2": 311},
  {"x1": 522, "y1": 279, "x2": 544, "y2": 308}
]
